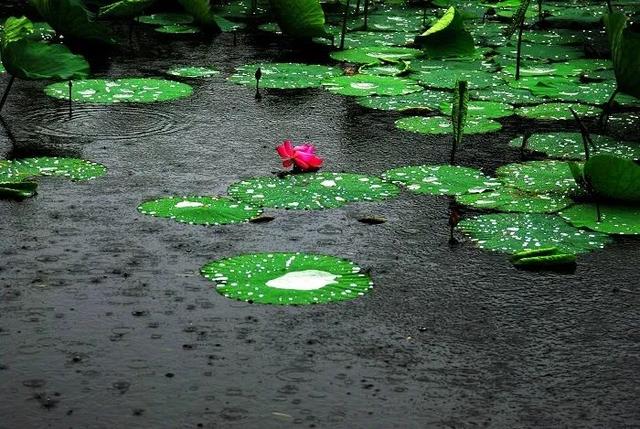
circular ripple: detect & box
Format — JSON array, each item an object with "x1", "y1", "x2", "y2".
[{"x1": 19, "y1": 105, "x2": 190, "y2": 141}]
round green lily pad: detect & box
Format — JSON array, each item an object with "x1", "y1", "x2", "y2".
[
  {"x1": 515, "y1": 102, "x2": 602, "y2": 120},
  {"x1": 439, "y1": 100, "x2": 514, "y2": 118},
  {"x1": 355, "y1": 89, "x2": 446, "y2": 111},
  {"x1": 496, "y1": 43, "x2": 585, "y2": 62},
  {"x1": 496, "y1": 160, "x2": 580, "y2": 195},
  {"x1": 155, "y1": 24, "x2": 200, "y2": 34},
  {"x1": 323, "y1": 75, "x2": 422, "y2": 97},
  {"x1": 395, "y1": 116, "x2": 502, "y2": 135},
  {"x1": 509, "y1": 132, "x2": 640, "y2": 160},
  {"x1": 559, "y1": 203, "x2": 640, "y2": 235},
  {"x1": 382, "y1": 165, "x2": 500, "y2": 196},
  {"x1": 229, "y1": 63, "x2": 342, "y2": 89},
  {"x1": 328, "y1": 31, "x2": 416, "y2": 49},
  {"x1": 167, "y1": 66, "x2": 219, "y2": 78},
  {"x1": 137, "y1": 196, "x2": 262, "y2": 226},
  {"x1": 201, "y1": 252, "x2": 373, "y2": 305},
  {"x1": 45, "y1": 78, "x2": 193, "y2": 103},
  {"x1": 136, "y1": 13, "x2": 194, "y2": 25},
  {"x1": 456, "y1": 188, "x2": 573, "y2": 213},
  {"x1": 329, "y1": 46, "x2": 422, "y2": 64},
  {"x1": 410, "y1": 68, "x2": 503, "y2": 90},
  {"x1": 458, "y1": 213, "x2": 611, "y2": 254},
  {"x1": 471, "y1": 86, "x2": 542, "y2": 105},
  {"x1": 227, "y1": 173, "x2": 400, "y2": 210},
  {"x1": 359, "y1": 61, "x2": 410, "y2": 77},
  {"x1": 0, "y1": 157, "x2": 106, "y2": 182}
]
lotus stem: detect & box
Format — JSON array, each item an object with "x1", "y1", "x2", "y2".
[
  {"x1": 423, "y1": 8, "x2": 428, "y2": 27},
  {"x1": 515, "y1": 21, "x2": 524, "y2": 80},
  {"x1": 363, "y1": 0, "x2": 370, "y2": 30},
  {"x1": 596, "y1": 200, "x2": 602, "y2": 223},
  {"x1": 250, "y1": 0, "x2": 258, "y2": 15},
  {"x1": 0, "y1": 115, "x2": 17, "y2": 148},
  {"x1": 606, "y1": 0, "x2": 613, "y2": 13},
  {"x1": 537, "y1": 0, "x2": 543, "y2": 20},
  {"x1": 0, "y1": 75, "x2": 15, "y2": 113},
  {"x1": 254, "y1": 67, "x2": 262, "y2": 99},
  {"x1": 355, "y1": 0, "x2": 361, "y2": 14},
  {"x1": 339, "y1": 0, "x2": 351, "y2": 50},
  {"x1": 570, "y1": 107, "x2": 592, "y2": 160},
  {"x1": 598, "y1": 87, "x2": 619, "y2": 130},
  {"x1": 68, "y1": 81, "x2": 73, "y2": 119},
  {"x1": 520, "y1": 131, "x2": 531, "y2": 158}
]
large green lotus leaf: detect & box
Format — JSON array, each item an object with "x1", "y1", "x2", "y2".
[
  {"x1": 0, "y1": 17, "x2": 89, "y2": 80},
  {"x1": 515, "y1": 102, "x2": 601, "y2": 120},
  {"x1": 323, "y1": 75, "x2": 422, "y2": 97},
  {"x1": 268, "y1": 0, "x2": 328, "y2": 39},
  {"x1": 382, "y1": 164, "x2": 500, "y2": 196},
  {"x1": 456, "y1": 188, "x2": 573, "y2": 213},
  {"x1": 138, "y1": 196, "x2": 262, "y2": 225},
  {"x1": 322, "y1": 30, "x2": 415, "y2": 49},
  {"x1": 509, "y1": 132, "x2": 640, "y2": 160},
  {"x1": 1, "y1": 39, "x2": 89, "y2": 81},
  {"x1": 229, "y1": 63, "x2": 342, "y2": 89},
  {"x1": 28, "y1": 0, "x2": 115, "y2": 44},
  {"x1": 439, "y1": 100, "x2": 513, "y2": 118},
  {"x1": 136, "y1": 13, "x2": 194, "y2": 25},
  {"x1": 501, "y1": 59, "x2": 612, "y2": 78},
  {"x1": 227, "y1": 173, "x2": 400, "y2": 210},
  {"x1": 583, "y1": 154, "x2": 640, "y2": 203},
  {"x1": 45, "y1": 78, "x2": 193, "y2": 103},
  {"x1": 395, "y1": 115, "x2": 502, "y2": 135},
  {"x1": 0, "y1": 182, "x2": 38, "y2": 199},
  {"x1": 155, "y1": 24, "x2": 200, "y2": 34},
  {"x1": 496, "y1": 42, "x2": 585, "y2": 62},
  {"x1": 167, "y1": 66, "x2": 219, "y2": 78},
  {"x1": 414, "y1": 7, "x2": 475, "y2": 59},
  {"x1": 458, "y1": 213, "x2": 610, "y2": 254},
  {"x1": 410, "y1": 68, "x2": 503, "y2": 90},
  {"x1": 355, "y1": 89, "x2": 446, "y2": 111},
  {"x1": 471, "y1": 86, "x2": 542, "y2": 105},
  {"x1": 16, "y1": 157, "x2": 106, "y2": 181},
  {"x1": 560, "y1": 203, "x2": 640, "y2": 235},
  {"x1": 330, "y1": 46, "x2": 422, "y2": 64},
  {"x1": 604, "y1": 13, "x2": 640, "y2": 98},
  {"x1": 497, "y1": 160, "x2": 580, "y2": 195},
  {"x1": 201, "y1": 252, "x2": 373, "y2": 305},
  {"x1": 522, "y1": 29, "x2": 584, "y2": 46},
  {"x1": 99, "y1": 0, "x2": 156, "y2": 18},
  {"x1": 358, "y1": 61, "x2": 409, "y2": 77}
]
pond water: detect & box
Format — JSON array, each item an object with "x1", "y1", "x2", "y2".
[{"x1": 1, "y1": 1, "x2": 640, "y2": 428}]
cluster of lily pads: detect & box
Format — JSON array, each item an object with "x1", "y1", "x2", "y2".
[{"x1": 1, "y1": 0, "x2": 640, "y2": 305}]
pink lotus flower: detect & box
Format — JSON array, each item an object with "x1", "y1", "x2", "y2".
[{"x1": 276, "y1": 140, "x2": 323, "y2": 172}]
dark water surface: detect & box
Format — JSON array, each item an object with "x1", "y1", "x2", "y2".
[{"x1": 1, "y1": 15, "x2": 640, "y2": 429}]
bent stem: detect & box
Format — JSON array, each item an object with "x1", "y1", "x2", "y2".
[
  {"x1": 569, "y1": 107, "x2": 595, "y2": 159},
  {"x1": 339, "y1": 0, "x2": 351, "y2": 50},
  {"x1": 598, "y1": 87, "x2": 619, "y2": 130},
  {"x1": 0, "y1": 75, "x2": 16, "y2": 113}
]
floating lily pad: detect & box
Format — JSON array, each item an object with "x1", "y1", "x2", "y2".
[
  {"x1": 395, "y1": 116, "x2": 502, "y2": 135},
  {"x1": 560, "y1": 203, "x2": 640, "y2": 235},
  {"x1": 137, "y1": 196, "x2": 261, "y2": 226},
  {"x1": 0, "y1": 157, "x2": 106, "y2": 182},
  {"x1": 356, "y1": 89, "x2": 446, "y2": 111},
  {"x1": 45, "y1": 78, "x2": 193, "y2": 103},
  {"x1": 496, "y1": 42, "x2": 585, "y2": 62},
  {"x1": 229, "y1": 63, "x2": 342, "y2": 89},
  {"x1": 471, "y1": 86, "x2": 542, "y2": 105},
  {"x1": 322, "y1": 29, "x2": 416, "y2": 48},
  {"x1": 515, "y1": 102, "x2": 601, "y2": 120},
  {"x1": 323, "y1": 75, "x2": 422, "y2": 96},
  {"x1": 227, "y1": 173, "x2": 400, "y2": 210},
  {"x1": 382, "y1": 165, "x2": 499, "y2": 196},
  {"x1": 496, "y1": 160, "x2": 580, "y2": 195},
  {"x1": 439, "y1": 100, "x2": 514, "y2": 118},
  {"x1": 509, "y1": 132, "x2": 640, "y2": 160},
  {"x1": 155, "y1": 24, "x2": 200, "y2": 34},
  {"x1": 167, "y1": 66, "x2": 219, "y2": 78},
  {"x1": 137, "y1": 13, "x2": 194, "y2": 25},
  {"x1": 201, "y1": 252, "x2": 373, "y2": 305},
  {"x1": 359, "y1": 61, "x2": 410, "y2": 77},
  {"x1": 458, "y1": 213, "x2": 610, "y2": 254},
  {"x1": 329, "y1": 46, "x2": 422, "y2": 64},
  {"x1": 456, "y1": 188, "x2": 573, "y2": 213},
  {"x1": 410, "y1": 68, "x2": 503, "y2": 90}
]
